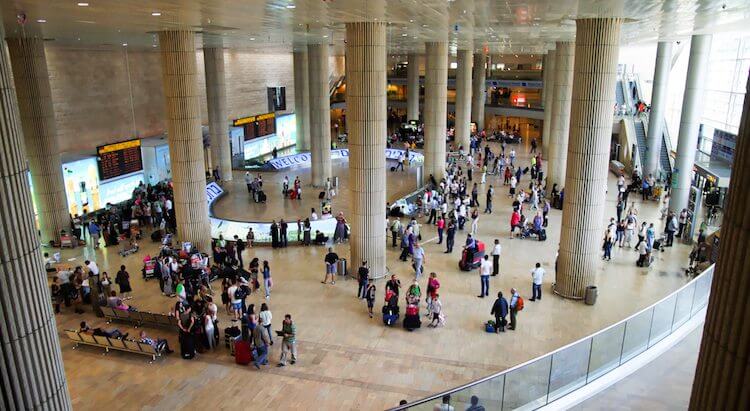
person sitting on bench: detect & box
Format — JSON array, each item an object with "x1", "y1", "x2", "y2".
[
  {"x1": 139, "y1": 331, "x2": 174, "y2": 354},
  {"x1": 107, "y1": 291, "x2": 136, "y2": 311},
  {"x1": 80, "y1": 321, "x2": 128, "y2": 340}
]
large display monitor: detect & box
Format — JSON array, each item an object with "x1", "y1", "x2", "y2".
[{"x1": 96, "y1": 139, "x2": 143, "y2": 181}]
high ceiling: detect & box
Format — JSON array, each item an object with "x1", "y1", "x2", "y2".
[{"x1": 2, "y1": 0, "x2": 749, "y2": 54}]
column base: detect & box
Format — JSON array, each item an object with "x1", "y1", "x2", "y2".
[{"x1": 551, "y1": 283, "x2": 585, "y2": 300}]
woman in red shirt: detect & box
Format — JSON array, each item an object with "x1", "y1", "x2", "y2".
[{"x1": 510, "y1": 210, "x2": 521, "y2": 238}]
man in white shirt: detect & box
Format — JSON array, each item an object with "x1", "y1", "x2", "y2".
[
  {"x1": 478, "y1": 255, "x2": 492, "y2": 298},
  {"x1": 491, "y1": 239, "x2": 502, "y2": 276},
  {"x1": 530, "y1": 262, "x2": 545, "y2": 301},
  {"x1": 85, "y1": 260, "x2": 99, "y2": 276}
]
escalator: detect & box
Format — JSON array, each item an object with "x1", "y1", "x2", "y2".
[
  {"x1": 634, "y1": 121, "x2": 647, "y2": 169},
  {"x1": 615, "y1": 81, "x2": 625, "y2": 107}
]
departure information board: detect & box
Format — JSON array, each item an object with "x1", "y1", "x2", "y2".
[
  {"x1": 97, "y1": 139, "x2": 143, "y2": 181},
  {"x1": 234, "y1": 112, "x2": 275, "y2": 141}
]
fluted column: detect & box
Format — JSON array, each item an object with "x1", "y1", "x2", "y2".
[
  {"x1": 346, "y1": 22, "x2": 387, "y2": 278},
  {"x1": 546, "y1": 42, "x2": 575, "y2": 189},
  {"x1": 689, "y1": 67, "x2": 750, "y2": 411},
  {"x1": 541, "y1": 49, "x2": 556, "y2": 156},
  {"x1": 670, "y1": 35, "x2": 711, "y2": 215},
  {"x1": 454, "y1": 49, "x2": 473, "y2": 150},
  {"x1": 554, "y1": 18, "x2": 622, "y2": 299},
  {"x1": 0, "y1": 32, "x2": 71, "y2": 410},
  {"x1": 407, "y1": 53, "x2": 420, "y2": 122},
  {"x1": 471, "y1": 51, "x2": 487, "y2": 131},
  {"x1": 423, "y1": 42, "x2": 448, "y2": 184},
  {"x1": 6, "y1": 37, "x2": 69, "y2": 245},
  {"x1": 308, "y1": 43, "x2": 332, "y2": 187},
  {"x1": 204, "y1": 47, "x2": 232, "y2": 181},
  {"x1": 644, "y1": 41, "x2": 672, "y2": 177},
  {"x1": 293, "y1": 50, "x2": 311, "y2": 151},
  {"x1": 158, "y1": 30, "x2": 211, "y2": 251}
]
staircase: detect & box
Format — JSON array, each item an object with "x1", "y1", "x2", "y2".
[
  {"x1": 634, "y1": 121, "x2": 647, "y2": 170},
  {"x1": 660, "y1": 121, "x2": 673, "y2": 174},
  {"x1": 615, "y1": 80, "x2": 625, "y2": 106}
]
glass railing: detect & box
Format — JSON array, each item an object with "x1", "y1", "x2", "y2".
[{"x1": 388, "y1": 265, "x2": 715, "y2": 411}]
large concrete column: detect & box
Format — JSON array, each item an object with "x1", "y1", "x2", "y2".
[
  {"x1": 554, "y1": 18, "x2": 622, "y2": 299},
  {"x1": 0, "y1": 34, "x2": 72, "y2": 410},
  {"x1": 644, "y1": 41, "x2": 673, "y2": 177},
  {"x1": 6, "y1": 37, "x2": 69, "y2": 245},
  {"x1": 158, "y1": 31, "x2": 211, "y2": 251},
  {"x1": 670, "y1": 35, "x2": 711, "y2": 215},
  {"x1": 346, "y1": 22, "x2": 387, "y2": 278},
  {"x1": 293, "y1": 50, "x2": 311, "y2": 151},
  {"x1": 406, "y1": 53, "x2": 420, "y2": 122},
  {"x1": 471, "y1": 51, "x2": 487, "y2": 131},
  {"x1": 454, "y1": 49, "x2": 473, "y2": 150},
  {"x1": 308, "y1": 43, "x2": 332, "y2": 187},
  {"x1": 541, "y1": 48, "x2": 557, "y2": 156},
  {"x1": 203, "y1": 47, "x2": 232, "y2": 181},
  {"x1": 546, "y1": 42, "x2": 575, "y2": 189},
  {"x1": 423, "y1": 42, "x2": 448, "y2": 184},
  {"x1": 689, "y1": 67, "x2": 750, "y2": 411}
]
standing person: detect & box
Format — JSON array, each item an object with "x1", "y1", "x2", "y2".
[
  {"x1": 228, "y1": 279, "x2": 242, "y2": 320},
  {"x1": 259, "y1": 303, "x2": 273, "y2": 346},
  {"x1": 478, "y1": 255, "x2": 492, "y2": 298},
  {"x1": 244, "y1": 171, "x2": 252, "y2": 193},
  {"x1": 508, "y1": 288, "x2": 521, "y2": 331},
  {"x1": 357, "y1": 261, "x2": 369, "y2": 299},
  {"x1": 426, "y1": 272, "x2": 440, "y2": 315},
  {"x1": 491, "y1": 239, "x2": 501, "y2": 276},
  {"x1": 386, "y1": 274, "x2": 401, "y2": 297},
  {"x1": 322, "y1": 247, "x2": 339, "y2": 285},
  {"x1": 390, "y1": 218, "x2": 402, "y2": 247},
  {"x1": 252, "y1": 317, "x2": 271, "y2": 369},
  {"x1": 427, "y1": 294, "x2": 443, "y2": 327},
  {"x1": 115, "y1": 265, "x2": 132, "y2": 298},
  {"x1": 445, "y1": 219, "x2": 456, "y2": 253},
  {"x1": 602, "y1": 230, "x2": 613, "y2": 261},
  {"x1": 484, "y1": 185, "x2": 494, "y2": 214},
  {"x1": 664, "y1": 211, "x2": 677, "y2": 247},
  {"x1": 530, "y1": 262, "x2": 545, "y2": 301},
  {"x1": 234, "y1": 235, "x2": 246, "y2": 268},
  {"x1": 204, "y1": 308, "x2": 216, "y2": 350},
  {"x1": 491, "y1": 291, "x2": 509, "y2": 333},
  {"x1": 277, "y1": 314, "x2": 297, "y2": 367},
  {"x1": 279, "y1": 219, "x2": 289, "y2": 247},
  {"x1": 470, "y1": 208, "x2": 480, "y2": 236},
  {"x1": 678, "y1": 208, "x2": 689, "y2": 238},
  {"x1": 436, "y1": 215, "x2": 445, "y2": 244},
  {"x1": 635, "y1": 222, "x2": 648, "y2": 249},
  {"x1": 246, "y1": 228, "x2": 255, "y2": 248},
  {"x1": 412, "y1": 242, "x2": 426, "y2": 279},
  {"x1": 616, "y1": 199, "x2": 625, "y2": 223},
  {"x1": 365, "y1": 279, "x2": 376, "y2": 318},
  {"x1": 88, "y1": 221, "x2": 101, "y2": 249},
  {"x1": 270, "y1": 220, "x2": 280, "y2": 248},
  {"x1": 262, "y1": 261, "x2": 272, "y2": 299}
]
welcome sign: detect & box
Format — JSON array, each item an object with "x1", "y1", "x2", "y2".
[{"x1": 266, "y1": 148, "x2": 424, "y2": 170}]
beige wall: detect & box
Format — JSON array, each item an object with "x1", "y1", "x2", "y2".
[{"x1": 44, "y1": 44, "x2": 295, "y2": 155}]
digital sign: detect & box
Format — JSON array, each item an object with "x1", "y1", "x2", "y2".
[
  {"x1": 234, "y1": 112, "x2": 276, "y2": 141},
  {"x1": 97, "y1": 139, "x2": 143, "y2": 181}
]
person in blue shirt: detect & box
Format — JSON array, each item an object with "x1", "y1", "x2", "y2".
[
  {"x1": 88, "y1": 221, "x2": 101, "y2": 249},
  {"x1": 646, "y1": 223, "x2": 655, "y2": 250}
]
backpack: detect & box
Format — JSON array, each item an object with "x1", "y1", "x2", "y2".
[{"x1": 515, "y1": 296, "x2": 525, "y2": 311}]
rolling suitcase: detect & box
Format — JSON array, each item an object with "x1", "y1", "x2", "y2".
[
  {"x1": 180, "y1": 333, "x2": 196, "y2": 360},
  {"x1": 538, "y1": 229, "x2": 547, "y2": 241},
  {"x1": 234, "y1": 339, "x2": 252, "y2": 365},
  {"x1": 150, "y1": 230, "x2": 162, "y2": 242}
]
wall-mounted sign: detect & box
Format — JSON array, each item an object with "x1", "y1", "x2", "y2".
[
  {"x1": 233, "y1": 112, "x2": 276, "y2": 141},
  {"x1": 266, "y1": 148, "x2": 424, "y2": 170},
  {"x1": 96, "y1": 138, "x2": 143, "y2": 181}
]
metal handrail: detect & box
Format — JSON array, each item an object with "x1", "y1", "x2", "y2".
[{"x1": 387, "y1": 264, "x2": 714, "y2": 410}]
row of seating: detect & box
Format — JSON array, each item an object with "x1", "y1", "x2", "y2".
[
  {"x1": 64, "y1": 330, "x2": 163, "y2": 362},
  {"x1": 101, "y1": 306, "x2": 178, "y2": 329}
]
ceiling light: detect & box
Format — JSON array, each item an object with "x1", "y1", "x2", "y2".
[
  {"x1": 77, "y1": 2, "x2": 89, "y2": 6},
  {"x1": 402, "y1": 33, "x2": 408, "y2": 37},
  {"x1": 323, "y1": 34, "x2": 328, "y2": 38},
  {"x1": 409, "y1": 19, "x2": 414, "y2": 23},
  {"x1": 422, "y1": 24, "x2": 428, "y2": 28},
  {"x1": 250, "y1": 37, "x2": 255, "y2": 40},
  {"x1": 37, "y1": 19, "x2": 47, "y2": 23},
  {"x1": 151, "y1": 12, "x2": 161, "y2": 16},
  {"x1": 152, "y1": 44, "x2": 157, "y2": 47},
  {"x1": 122, "y1": 43, "x2": 128, "y2": 47},
  {"x1": 286, "y1": 4, "x2": 296, "y2": 9}
]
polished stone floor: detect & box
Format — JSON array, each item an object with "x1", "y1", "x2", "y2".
[{"x1": 52, "y1": 141, "x2": 696, "y2": 410}]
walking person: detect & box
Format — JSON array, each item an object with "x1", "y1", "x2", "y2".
[
  {"x1": 323, "y1": 247, "x2": 339, "y2": 285},
  {"x1": 259, "y1": 303, "x2": 273, "y2": 345},
  {"x1": 390, "y1": 218, "x2": 402, "y2": 247},
  {"x1": 484, "y1": 185, "x2": 494, "y2": 213},
  {"x1": 677, "y1": 208, "x2": 688, "y2": 238},
  {"x1": 491, "y1": 291, "x2": 509, "y2": 333},
  {"x1": 412, "y1": 242, "x2": 425, "y2": 279},
  {"x1": 427, "y1": 294, "x2": 443, "y2": 327},
  {"x1": 602, "y1": 230, "x2": 613, "y2": 261},
  {"x1": 262, "y1": 261, "x2": 272, "y2": 299},
  {"x1": 426, "y1": 272, "x2": 440, "y2": 316},
  {"x1": 635, "y1": 222, "x2": 647, "y2": 249},
  {"x1": 665, "y1": 211, "x2": 677, "y2": 247},
  {"x1": 445, "y1": 219, "x2": 456, "y2": 253},
  {"x1": 277, "y1": 314, "x2": 297, "y2": 367},
  {"x1": 115, "y1": 265, "x2": 132, "y2": 298},
  {"x1": 529, "y1": 262, "x2": 544, "y2": 301},
  {"x1": 478, "y1": 255, "x2": 492, "y2": 298},
  {"x1": 234, "y1": 235, "x2": 246, "y2": 268},
  {"x1": 357, "y1": 261, "x2": 369, "y2": 298},
  {"x1": 252, "y1": 317, "x2": 271, "y2": 369},
  {"x1": 365, "y1": 279, "x2": 376, "y2": 318},
  {"x1": 436, "y1": 215, "x2": 445, "y2": 244},
  {"x1": 491, "y1": 239, "x2": 501, "y2": 276}
]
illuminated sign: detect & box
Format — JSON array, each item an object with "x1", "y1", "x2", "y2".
[
  {"x1": 96, "y1": 138, "x2": 143, "y2": 181},
  {"x1": 266, "y1": 148, "x2": 424, "y2": 170}
]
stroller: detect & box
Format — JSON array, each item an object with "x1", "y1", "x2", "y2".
[
  {"x1": 459, "y1": 240, "x2": 486, "y2": 271},
  {"x1": 118, "y1": 234, "x2": 139, "y2": 257},
  {"x1": 382, "y1": 291, "x2": 400, "y2": 326}
]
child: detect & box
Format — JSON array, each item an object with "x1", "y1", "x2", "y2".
[{"x1": 428, "y1": 294, "x2": 444, "y2": 327}]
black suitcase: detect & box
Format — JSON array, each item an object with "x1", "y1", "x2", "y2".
[
  {"x1": 258, "y1": 191, "x2": 267, "y2": 202},
  {"x1": 318, "y1": 191, "x2": 326, "y2": 199},
  {"x1": 150, "y1": 230, "x2": 162, "y2": 242},
  {"x1": 180, "y1": 333, "x2": 196, "y2": 359},
  {"x1": 224, "y1": 326, "x2": 241, "y2": 348},
  {"x1": 538, "y1": 229, "x2": 547, "y2": 241}
]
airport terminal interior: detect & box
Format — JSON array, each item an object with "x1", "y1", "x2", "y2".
[{"x1": 1, "y1": 1, "x2": 750, "y2": 410}]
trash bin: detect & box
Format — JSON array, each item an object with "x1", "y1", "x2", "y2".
[
  {"x1": 336, "y1": 258, "x2": 347, "y2": 277},
  {"x1": 585, "y1": 286, "x2": 598, "y2": 305}
]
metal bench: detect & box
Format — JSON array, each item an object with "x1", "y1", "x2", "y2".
[
  {"x1": 101, "y1": 306, "x2": 177, "y2": 329},
  {"x1": 65, "y1": 329, "x2": 163, "y2": 362}
]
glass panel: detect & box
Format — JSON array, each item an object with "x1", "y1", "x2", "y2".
[
  {"x1": 502, "y1": 356, "x2": 552, "y2": 410},
  {"x1": 692, "y1": 268, "x2": 713, "y2": 315},
  {"x1": 548, "y1": 339, "x2": 592, "y2": 402},
  {"x1": 621, "y1": 308, "x2": 653, "y2": 363},
  {"x1": 587, "y1": 323, "x2": 626, "y2": 383},
  {"x1": 461, "y1": 374, "x2": 505, "y2": 411},
  {"x1": 672, "y1": 283, "x2": 696, "y2": 330},
  {"x1": 649, "y1": 294, "x2": 677, "y2": 347}
]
